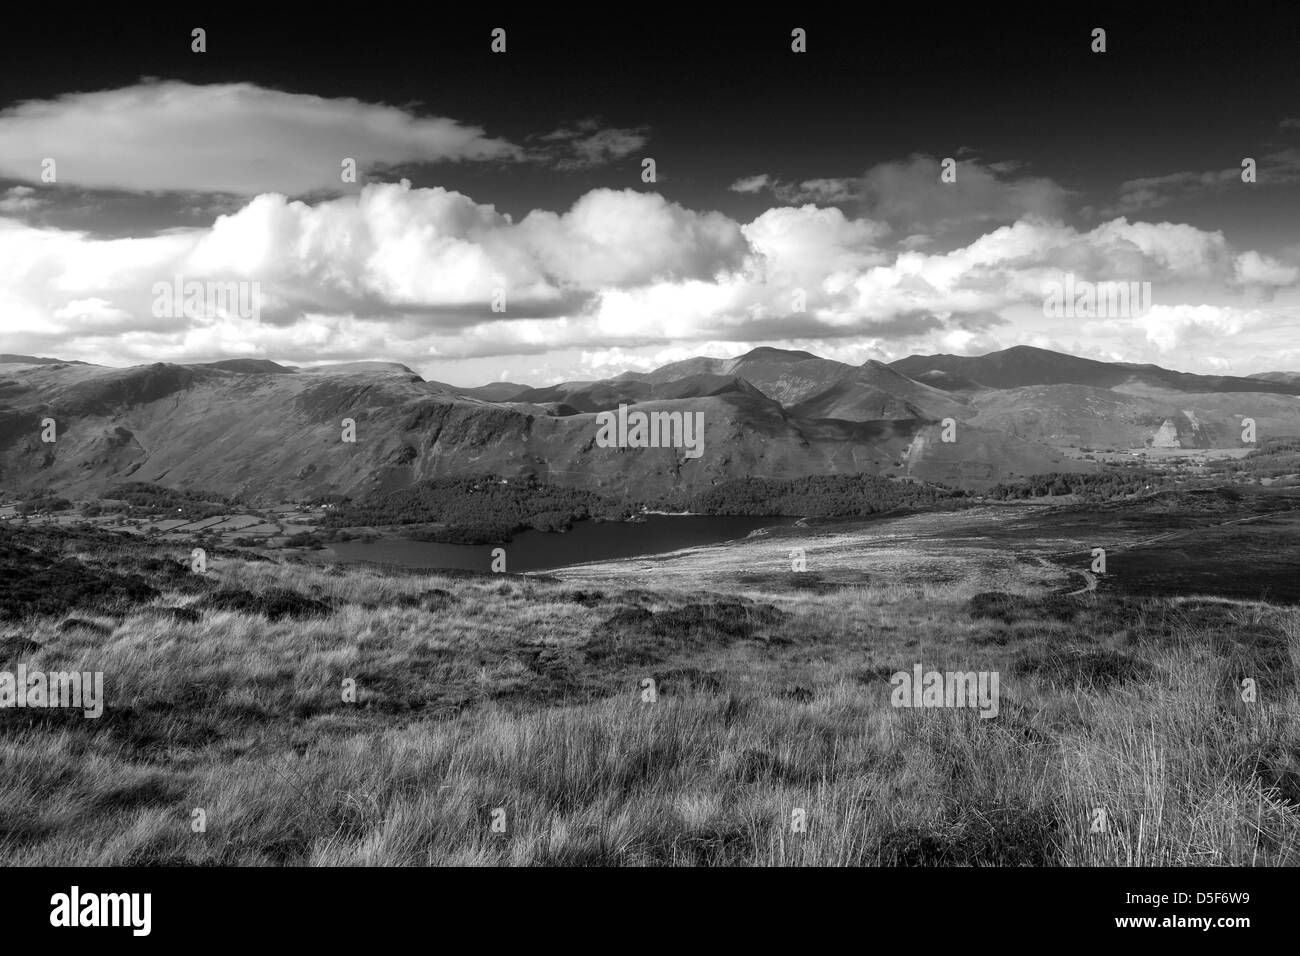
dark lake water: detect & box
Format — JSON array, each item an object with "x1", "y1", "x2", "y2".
[{"x1": 325, "y1": 514, "x2": 798, "y2": 572}]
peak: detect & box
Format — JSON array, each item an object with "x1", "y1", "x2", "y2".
[
  {"x1": 993, "y1": 345, "x2": 1071, "y2": 359},
  {"x1": 737, "y1": 347, "x2": 818, "y2": 361},
  {"x1": 0, "y1": 353, "x2": 87, "y2": 366},
  {"x1": 300, "y1": 361, "x2": 420, "y2": 378},
  {"x1": 202, "y1": 358, "x2": 295, "y2": 374}
]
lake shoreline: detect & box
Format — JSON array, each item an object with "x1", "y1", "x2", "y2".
[{"x1": 317, "y1": 513, "x2": 803, "y2": 573}]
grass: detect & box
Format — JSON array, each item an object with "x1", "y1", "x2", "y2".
[{"x1": 0, "y1": 528, "x2": 1298, "y2": 865}]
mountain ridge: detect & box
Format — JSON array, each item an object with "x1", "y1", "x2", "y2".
[
  {"x1": 889, "y1": 345, "x2": 1300, "y2": 397},
  {"x1": 3, "y1": 344, "x2": 1296, "y2": 503}
]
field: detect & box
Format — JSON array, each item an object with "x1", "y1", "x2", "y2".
[{"x1": 2, "y1": 492, "x2": 1299, "y2": 865}]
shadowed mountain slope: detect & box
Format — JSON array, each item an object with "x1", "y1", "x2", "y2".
[
  {"x1": 892, "y1": 345, "x2": 1300, "y2": 396},
  {"x1": 0, "y1": 358, "x2": 1082, "y2": 501}
]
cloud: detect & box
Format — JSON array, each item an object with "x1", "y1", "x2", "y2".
[
  {"x1": 52, "y1": 297, "x2": 131, "y2": 322},
  {"x1": 0, "y1": 80, "x2": 521, "y2": 195},
  {"x1": 0, "y1": 180, "x2": 748, "y2": 335},
  {"x1": 1107, "y1": 168, "x2": 1242, "y2": 215},
  {"x1": 0, "y1": 185, "x2": 42, "y2": 214},
  {"x1": 1083, "y1": 304, "x2": 1275, "y2": 353},
  {"x1": 516, "y1": 188, "x2": 747, "y2": 287},
  {"x1": 1234, "y1": 250, "x2": 1300, "y2": 291},
  {"x1": 537, "y1": 119, "x2": 649, "y2": 169},
  {"x1": 859, "y1": 154, "x2": 1069, "y2": 235},
  {"x1": 729, "y1": 173, "x2": 859, "y2": 204},
  {"x1": 2, "y1": 180, "x2": 1295, "y2": 376},
  {"x1": 1103, "y1": 150, "x2": 1300, "y2": 215},
  {"x1": 730, "y1": 174, "x2": 773, "y2": 194},
  {"x1": 743, "y1": 205, "x2": 890, "y2": 282}
]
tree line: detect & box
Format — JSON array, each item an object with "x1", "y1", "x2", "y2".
[
  {"x1": 680, "y1": 474, "x2": 963, "y2": 516},
  {"x1": 985, "y1": 469, "x2": 1170, "y2": 500},
  {"x1": 322, "y1": 475, "x2": 635, "y2": 544}
]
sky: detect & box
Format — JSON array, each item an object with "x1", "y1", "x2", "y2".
[{"x1": 1, "y1": 6, "x2": 1299, "y2": 386}]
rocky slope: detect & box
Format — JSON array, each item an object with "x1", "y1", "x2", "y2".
[
  {"x1": 8, "y1": 342, "x2": 1298, "y2": 504},
  {"x1": 0, "y1": 357, "x2": 1079, "y2": 501}
]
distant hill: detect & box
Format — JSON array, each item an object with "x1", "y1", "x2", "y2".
[
  {"x1": 201, "y1": 359, "x2": 295, "y2": 374},
  {"x1": 1251, "y1": 371, "x2": 1300, "y2": 387},
  {"x1": 0, "y1": 354, "x2": 87, "y2": 366},
  {"x1": 891, "y1": 345, "x2": 1300, "y2": 396},
  {"x1": 965, "y1": 384, "x2": 1300, "y2": 449},
  {"x1": 505, "y1": 378, "x2": 649, "y2": 412},
  {"x1": 885, "y1": 346, "x2": 1300, "y2": 450},
  {"x1": 618, "y1": 346, "x2": 969, "y2": 422},
  {"x1": 8, "y1": 343, "x2": 1298, "y2": 503},
  {"x1": 508, "y1": 373, "x2": 768, "y2": 413},
  {"x1": 0, "y1": 353, "x2": 1087, "y2": 501},
  {"x1": 909, "y1": 369, "x2": 982, "y2": 391},
  {"x1": 299, "y1": 361, "x2": 420, "y2": 377},
  {"x1": 447, "y1": 382, "x2": 529, "y2": 401}
]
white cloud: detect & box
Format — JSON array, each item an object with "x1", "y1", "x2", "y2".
[
  {"x1": 1084, "y1": 304, "x2": 1274, "y2": 353},
  {"x1": 743, "y1": 205, "x2": 889, "y2": 282},
  {"x1": 517, "y1": 188, "x2": 746, "y2": 288},
  {"x1": 52, "y1": 297, "x2": 131, "y2": 322},
  {"x1": 1, "y1": 180, "x2": 1295, "y2": 378},
  {"x1": 0, "y1": 181, "x2": 747, "y2": 342},
  {"x1": 729, "y1": 174, "x2": 772, "y2": 194},
  {"x1": 1234, "y1": 249, "x2": 1300, "y2": 289},
  {"x1": 0, "y1": 81, "x2": 520, "y2": 195}
]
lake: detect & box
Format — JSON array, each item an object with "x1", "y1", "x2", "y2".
[{"x1": 324, "y1": 514, "x2": 798, "y2": 572}]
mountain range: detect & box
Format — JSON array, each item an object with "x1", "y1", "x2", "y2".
[{"x1": 1, "y1": 345, "x2": 1297, "y2": 503}]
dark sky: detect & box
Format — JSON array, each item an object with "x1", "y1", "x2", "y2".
[{"x1": 3, "y1": 4, "x2": 1297, "y2": 235}]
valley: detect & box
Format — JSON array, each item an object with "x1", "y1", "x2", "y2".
[{"x1": 2, "y1": 344, "x2": 1299, "y2": 866}]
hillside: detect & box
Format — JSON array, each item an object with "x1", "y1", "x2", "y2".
[
  {"x1": 622, "y1": 346, "x2": 969, "y2": 422},
  {"x1": 0, "y1": 354, "x2": 90, "y2": 367},
  {"x1": 9, "y1": 342, "x2": 1299, "y2": 505},
  {"x1": 965, "y1": 384, "x2": 1300, "y2": 448},
  {"x1": 435, "y1": 381, "x2": 529, "y2": 401},
  {"x1": 0, "y1": 358, "x2": 1082, "y2": 502},
  {"x1": 4, "y1": 505, "x2": 1298, "y2": 865},
  {"x1": 1252, "y1": 371, "x2": 1300, "y2": 388},
  {"x1": 892, "y1": 345, "x2": 1300, "y2": 397}
]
